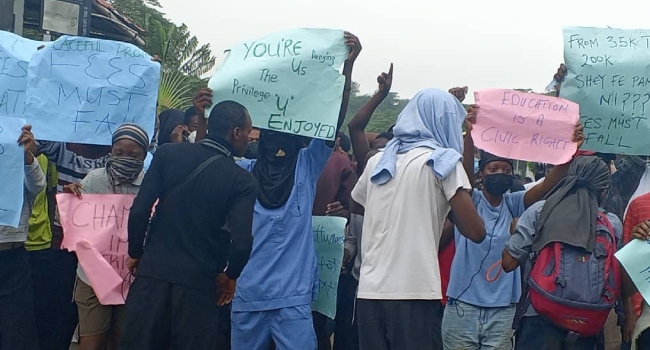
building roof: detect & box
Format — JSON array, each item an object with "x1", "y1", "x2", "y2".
[{"x1": 23, "y1": 0, "x2": 147, "y2": 47}]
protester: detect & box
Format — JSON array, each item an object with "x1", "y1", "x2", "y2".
[
  {"x1": 503, "y1": 155, "x2": 622, "y2": 350},
  {"x1": 0, "y1": 125, "x2": 45, "y2": 350},
  {"x1": 335, "y1": 65, "x2": 394, "y2": 350},
  {"x1": 335, "y1": 132, "x2": 352, "y2": 154},
  {"x1": 208, "y1": 32, "x2": 361, "y2": 350},
  {"x1": 184, "y1": 107, "x2": 200, "y2": 143},
  {"x1": 432, "y1": 87, "x2": 473, "y2": 321},
  {"x1": 441, "y1": 114, "x2": 582, "y2": 349},
  {"x1": 348, "y1": 64, "x2": 394, "y2": 175},
  {"x1": 61, "y1": 124, "x2": 149, "y2": 350},
  {"x1": 622, "y1": 192, "x2": 650, "y2": 345},
  {"x1": 312, "y1": 132, "x2": 356, "y2": 350},
  {"x1": 184, "y1": 106, "x2": 200, "y2": 133},
  {"x1": 35, "y1": 140, "x2": 111, "y2": 350},
  {"x1": 352, "y1": 88, "x2": 487, "y2": 350},
  {"x1": 156, "y1": 109, "x2": 190, "y2": 145},
  {"x1": 603, "y1": 156, "x2": 647, "y2": 220},
  {"x1": 120, "y1": 101, "x2": 257, "y2": 350},
  {"x1": 25, "y1": 154, "x2": 58, "y2": 350},
  {"x1": 313, "y1": 141, "x2": 355, "y2": 220},
  {"x1": 622, "y1": 221, "x2": 650, "y2": 350}
]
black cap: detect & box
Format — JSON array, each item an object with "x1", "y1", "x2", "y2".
[{"x1": 479, "y1": 151, "x2": 513, "y2": 171}]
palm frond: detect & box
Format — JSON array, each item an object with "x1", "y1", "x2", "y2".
[{"x1": 157, "y1": 71, "x2": 193, "y2": 114}]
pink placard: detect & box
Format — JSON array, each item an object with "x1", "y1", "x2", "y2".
[
  {"x1": 471, "y1": 89, "x2": 580, "y2": 165},
  {"x1": 58, "y1": 194, "x2": 134, "y2": 305}
]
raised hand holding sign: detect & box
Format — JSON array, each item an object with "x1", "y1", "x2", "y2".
[{"x1": 206, "y1": 28, "x2": 349, "y2": 141}]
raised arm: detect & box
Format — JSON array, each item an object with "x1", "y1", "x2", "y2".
[
  {"x1": 19, "y1": 125, "x2": 46, "y2": 195},
  {"x1": 324, "y1": 31, "x2": 361, "y2": 152},
  {"x1": 193, "y1": 88, "x2": 212, "y2": 143},
  {"x1": 348, "y1": 64, "x2": 393, "y2": 175},
  {"x1": 334, "y1": 32, "x2": 362, "y2": 134},
  {"x1": 523, "y1": 122, "x2": 584, "y2": 208},
  {"x1": 462, "y1": 106, "x2": 477, "y2": 186}
]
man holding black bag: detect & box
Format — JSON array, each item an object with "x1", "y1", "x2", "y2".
[{"x1": 120, "y1": 100, "x2": 258, "y2": 350}]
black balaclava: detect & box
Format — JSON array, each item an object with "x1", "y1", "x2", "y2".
[
  {"x1": 244, "y1": 141, "x2": 259, "y2": 160},
  {"x1": 252, "y1": 130, "x2": 303, "y2": 209}
]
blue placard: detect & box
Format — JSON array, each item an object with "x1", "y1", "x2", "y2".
[
  {"x1": 615, "y1": 239, "x2": 650, "y2": 304},
  {"x1": 0, "y1": 31, "x2": 48, "y2": 118},
  {"x1": 207, "y1": 28, "x2": 348, "y2": 141},
  {"x1": 24, "y1": 36, "x2": 160, "y2": 145},
  {"x1": 0, "y1": 117, "x2": 27, "y2": 228},
  {"x1": 311, "y1": 216, "x2": 347, "y2": 319},
  {"x1": 561, "y1": 26, "x2": 650, "y2": 155}
]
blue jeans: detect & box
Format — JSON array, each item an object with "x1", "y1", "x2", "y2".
[{"x1": 441, "y1": 299, "x2": 515, "y2": 350}]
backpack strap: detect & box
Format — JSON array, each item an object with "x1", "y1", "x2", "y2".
[{"x1": 596, "y1": 211, "x2": 617, "y2": 244}]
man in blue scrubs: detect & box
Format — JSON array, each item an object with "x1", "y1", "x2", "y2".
[{"x1": 231, "y1": 32, "x2": 361, "y2": 350}]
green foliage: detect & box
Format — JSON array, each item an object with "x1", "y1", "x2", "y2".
[
  {"x1": 109, "y1": 0, "x2": 216, "y2": 113},
  {"x1": 147, "y1": 22, "x2": 216, "y2": 77},
  {"x1": 157, "y1": 71, "x2": 193, "y2": 114},
  {"x1": 343, "y1": 89, "x2": 409, "y2": 134}
]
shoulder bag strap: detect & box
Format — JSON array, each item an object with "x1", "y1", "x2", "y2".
[{"x1": 163, "y1": 153, "x2": 225, "y2": 199}]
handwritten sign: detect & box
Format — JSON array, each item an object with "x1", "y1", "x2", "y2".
[
  {"x1": 472, "y1": 89, "x2": 579, "y2": 164},
  {"x1": 207, "y1": 28, "x2": 348, "y2": 141},
  {"x1": 24, "y1": 36, "x2": 160, "y2": 145},
  {"x1": 561, "y1": 27, "x2": 650, "y2": 155},
  {"x1": 58, "y1": 193, "x2": 134, "y2": 305},
  {"x1": 0, "y1": 117, "x2": 26, "y2": 227},
  {"x1": 311, "y1": 216, "x2": 346, "y2": 319},
  {"x1": 615, "y1": 239, "x2": 650, "y2": 304},
  {"x1": 0, "y1": 31, "x2": 47, "y2": 118}
]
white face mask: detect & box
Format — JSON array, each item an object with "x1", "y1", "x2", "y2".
[{"x1": 188, "y1": 131, "x2": 197, "y2": 144}]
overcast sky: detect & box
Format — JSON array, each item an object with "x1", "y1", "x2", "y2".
[{"x1": 157, "y1": 0, "x2": 650, "y2": 102}]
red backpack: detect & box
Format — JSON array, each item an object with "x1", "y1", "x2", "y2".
[{"x1": 528, "y1": 212, "x2": 621, "y2": 337}]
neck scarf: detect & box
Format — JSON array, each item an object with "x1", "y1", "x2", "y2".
[
  {"x1": 199, "y1": 135, "x2": 233, "y2": 157},
  {"x1": 370, "y1": 89, "x2": 466, "y2": 184},
  {"x1": 532, "y1": 156, "x2": 611, "y2": 252},
  {"x1": 106, "y1": 156, "x2": 144, "y2": 187},
  {"x1": 252, "y1": 130, "x2": 302, "y2": 209},
  {"x1": 107, "y1": 123, "x2": 149, "y2": 187}
]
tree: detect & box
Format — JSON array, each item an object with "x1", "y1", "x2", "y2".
[
  {"x1": 156, "y1": 71, "x2": 193, "y2": 114},
  {"x1": 147, "y1": 22, "x2": 215, "y2": 77},
  {"x1": 342, "y1": 85, "x2": 409, "y2": 134},
  {"x1": 109, "y1": 0, "x2": 216, "y2": 113},
  {"x1": 147, "y1": 22, "x2": 216, "y2": 112}
]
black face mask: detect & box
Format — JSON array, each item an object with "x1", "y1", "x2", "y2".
[
  {"x1": 244, "y1": 141, "x2": 258, "y2": 159},
  {"x1": 483, "y1": 173, "x2": 514, "y2": 196}
]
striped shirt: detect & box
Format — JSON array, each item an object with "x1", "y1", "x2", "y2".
[
  {"x1": 37, "y1": 142, "x2": 110, "y2": 192},
  {"x1": 0, "y1": 161, "x2": 46, "y2": 243},
  {"x1": 623, "y1": 192, "x2": 650, "y2": 316},
  {"x1": 36, "y1": 142, "x2": 110, "y2": 238}
]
